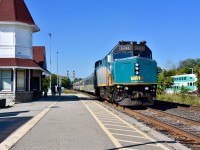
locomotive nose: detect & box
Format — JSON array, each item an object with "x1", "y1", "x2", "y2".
[
  {"x1": 114, "y1": 60, "x2": 134, "y2": 84},
  {"x1": 114, "y1": 58, "x2": 157, "y2": 84}
]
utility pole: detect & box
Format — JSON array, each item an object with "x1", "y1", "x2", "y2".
[
  {"x1": 67, "y1": 70, "x2": 69, "y2": 78},
  {"x1": 57, "y1": 51, "x2": 59, "y2": 86},
  {"x1": 73, "y1": 70, "x2": 75, "y2": 80},
  {"x1": 189, "y1": 68, "x2": 194, "y2": 74},
  {"x1": 48, "y1": 33, "x2": 52, "y2": 92}
]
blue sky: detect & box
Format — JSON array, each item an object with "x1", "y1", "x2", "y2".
[{"x1": 25, "y1": 0, "x2": 200, "y2": 79}]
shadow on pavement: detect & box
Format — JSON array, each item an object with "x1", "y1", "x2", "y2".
[
  {"x1": 39, "y1": 95, "x2": 96, "y2": 102},
  {"x1": 0, "y1": 116, "x2": 32, "y2": 143},
  {"x1": 0, "y1": 111, "x2": 29, "y2": 118}
]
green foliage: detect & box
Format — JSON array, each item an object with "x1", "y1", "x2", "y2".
[
  {"x1": 42, "y1": 77, "x2": 49, "y2": 92},
  {"x1": 42, "y1": 74, "x2": 72, "y2": 90},
  {"x1": 178, "y1": 58, "x2": 200, "y2": 74},
  {"x1": 180, "y1": 86, "x2": 189, "y2": 94},
  {"x1": 157, "y1": 94, "x2": 200, "y2": 106},
  {"x1": 61, "y1": 78, "x2": 71, "y2": 88},
  {"x1": 157, "y1": 58, "x2": 200, "y2": 95},
  {"x1": 51, "y1": 74, "x2": 58, "y2": 86},
  {"x1": 157, "y1": 70, "x2": 174, "y2": 94},
  {"x1": 72, "y1": 78, "x2": 82, "y2": 84},
  {"x1": 194, "y1": 66, "x2": 200, "y2": 93}
]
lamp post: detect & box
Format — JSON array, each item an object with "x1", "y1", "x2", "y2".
[
  {"x1": 57, "y1": 51, "x2": 59, "y2": 86},
  {"x1": 189, "y1": 68, "x2": 194, "y2": 74},
  {"x1": 48, "y1": 33, "x2": 52, "y2": 93}
]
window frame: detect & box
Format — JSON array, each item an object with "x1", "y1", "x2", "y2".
[{"x1": 0, "y1": 69, "x2": 12, "y2": 91}]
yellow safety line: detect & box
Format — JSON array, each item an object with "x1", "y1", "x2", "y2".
[
  {"x1": 107, "y1": 128, "x2": 137, "y2": 133},
  {"x1": 81, "y1": 100, "x2": 123, "y2": 149},
  {"x1": 100, "y1": 120, "x2": 126, "y2": 124},
  {"x1": 117, "y1": 139, "x2": 160, "y2": 147},
  {"x1": 103, "y1": 123, "x2": 131, "y2": 128},
  {"x1": 117, "y1": 139, "x2": 141, "y2": 144},
  {"x1": 111, "y1": 133, "x2": 146, "y2": 139},
  {"x1": 97, "y1": 116, "x2": 120, "y2": 120},
  {"x1": 93, "y1": 101, "x2": 170, "y2": 150}
]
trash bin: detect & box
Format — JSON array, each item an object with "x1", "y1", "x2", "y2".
[{"x1": 0, "y1": 99, "x2": 6, "y2": 108}]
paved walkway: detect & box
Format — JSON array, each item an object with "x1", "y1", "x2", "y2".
[{"x1": 0, "y1": 94, "x2": 190, "y2": 150}]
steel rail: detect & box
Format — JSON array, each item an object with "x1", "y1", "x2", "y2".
[
  {"x1": 147, "y1": 108, "x2": 200, "y2": 126},
  {"x1": 105, "y1": 102, "x2": 200, "y2": 144}
]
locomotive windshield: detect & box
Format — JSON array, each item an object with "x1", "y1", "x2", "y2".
[
  {"x1": 113, "y1": 51, "x2": 132, "y2": 59},
  {"x1": 113, "y1": 50, "x2": 151, "y2": 60}
]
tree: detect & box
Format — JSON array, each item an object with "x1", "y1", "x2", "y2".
[
  {"x1": 194, "y1": 66, "x2": 200, "y2": 93},
  {"x1": 62, "y1": 78, "x2": 71, "y2": 88},
  {"x1": 42, "y1": 77, "x2": 49, "y2": 93},
  {"x1": 72, "y1": 78, "x2": 82, "y2": 84},
  {"x1": 178, "y1": 58, "x2": 200, "y2": 74},
  {"x1": 157, "y1": 69, "x2": 174, "y2": 94}
]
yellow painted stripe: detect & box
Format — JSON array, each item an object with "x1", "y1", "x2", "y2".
[
  {"x1": 111, "y1": 133, "x2": 146, "y2": 139},
  {"x1": 94, "y1": 101, "x2": 170, "y2": 150},
  {"x1": 98, "y1": 117, "x2": 120, "y2": 121},
  {"x1": 81, "y1": 100, "x2": 122, "y2": 148},
  {"x1": 114, "y1": 82, "x2": 157, "y2": 85},
  {"x1": 117, "y1": 139, "x2": 141, "y2": 144},
  {"x1": 98, "y1": 83, "x2": 157, "y2": 87},
  {"x1": 107, "y1": 128, "x2": 137, "y2": 133},
  {"x1": 103, "y1": 123, "x2": 131, "y2": 128},
  {"x1": 117, "y1": 139, "x2": 160, "y2": 147},
  {"x1": 101, "y1": 120, "x2": 125, "y2": 124}
]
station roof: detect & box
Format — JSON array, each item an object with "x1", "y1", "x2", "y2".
[
  {"x1": 0, "y1": 0, "x2": 36, "y2": 25},
  {"x1": 33, "y1": 46, "x2": 47, "y2": 70},
  {"x1": 0, "y1": 58, "x2": 41, "y2": 68},
  {"x1": 0, "y1": 46, "x2": 48, "y2": 73}
]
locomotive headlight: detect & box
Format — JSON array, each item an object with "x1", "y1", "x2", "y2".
[
  {"x1": 125, "y1": 87, "x2": 129, "y2": 90},
  {"x1": 135, "y1": 67, "x2": 139, "y2": 70},
  {"x1": 145, "y1": 87, "x2": 149, "y2": 90},
  {"x1": 135, "y1": 63, "x2": 139, "y2": 67},
  {"x1": 135, "y1": 71, "x2": 139, "y2": 75}
]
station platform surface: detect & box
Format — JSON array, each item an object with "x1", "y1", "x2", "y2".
[{"x1": 0, "y1": 94, "x2": 189, "y2": 150}]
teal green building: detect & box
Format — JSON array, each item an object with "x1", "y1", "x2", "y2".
[{"x1": 166, "y1": 74, "x2": 197, "y2": 93}]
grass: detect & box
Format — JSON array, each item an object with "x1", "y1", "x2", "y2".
[
  {"x1": 157, "y1": 94, "x2": 200, "y2": 106},
  {"x1": 62, "y1": 88, "x2": 79, "y2": 94}
]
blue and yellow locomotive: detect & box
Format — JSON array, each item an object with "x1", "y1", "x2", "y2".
[{"x1": 73, "y1": 41, "x2": 157, "y2": 106}]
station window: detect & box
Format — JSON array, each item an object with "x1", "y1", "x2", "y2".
[
  {"x1": 0, "y1": 69, "x2": 12, "y2": 91},
  {"x1": 17, "y1": 70, "x2": 26, "y2": 91}
]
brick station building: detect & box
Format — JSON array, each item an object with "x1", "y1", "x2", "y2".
[{"x1": 0, "y1": 0, "x2": 49, "y2": 105}]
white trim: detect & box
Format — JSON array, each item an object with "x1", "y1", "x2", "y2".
[
  {"x1": 13, "y1": 68, "x2": 16, "y2": 92},
  {"x1": 0, "y1": 21, "x2": 39, "y2": 32},
  {"x1": 0, "y1": 66, "x2": 50, "y2": 74}
]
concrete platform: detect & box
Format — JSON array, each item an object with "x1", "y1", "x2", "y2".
[{"x1": 0, "y1": 94, "x2": 190, "y2": 150}]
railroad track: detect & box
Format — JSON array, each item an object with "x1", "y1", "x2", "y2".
[
  {"x1": 103, "y1": 101, "x2": 200, "y2": 150},
  {"x1": 155, "y1": 100, "x2": 200, "y2": 113}
]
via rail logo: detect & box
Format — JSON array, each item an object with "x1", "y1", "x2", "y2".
[{"x1": 131, "y1": 76, "x2": 143, "y2": 82}]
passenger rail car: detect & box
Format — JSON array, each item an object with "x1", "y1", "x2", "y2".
[{"x1": 73, "y1": 41, "x2": 157, "y2": 106}]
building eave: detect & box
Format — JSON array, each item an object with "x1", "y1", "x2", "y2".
[{"x1": 0, "y1": 21, "x2": 40, "y2": 32}]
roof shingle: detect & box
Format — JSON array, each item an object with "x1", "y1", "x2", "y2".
[{"x1": 0, "y1": 0, "x2": 36, "y2": 25}]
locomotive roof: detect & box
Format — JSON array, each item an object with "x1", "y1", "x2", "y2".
[{"x1": 111, "y1": 40, "x2": 152, "y2": 54}]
